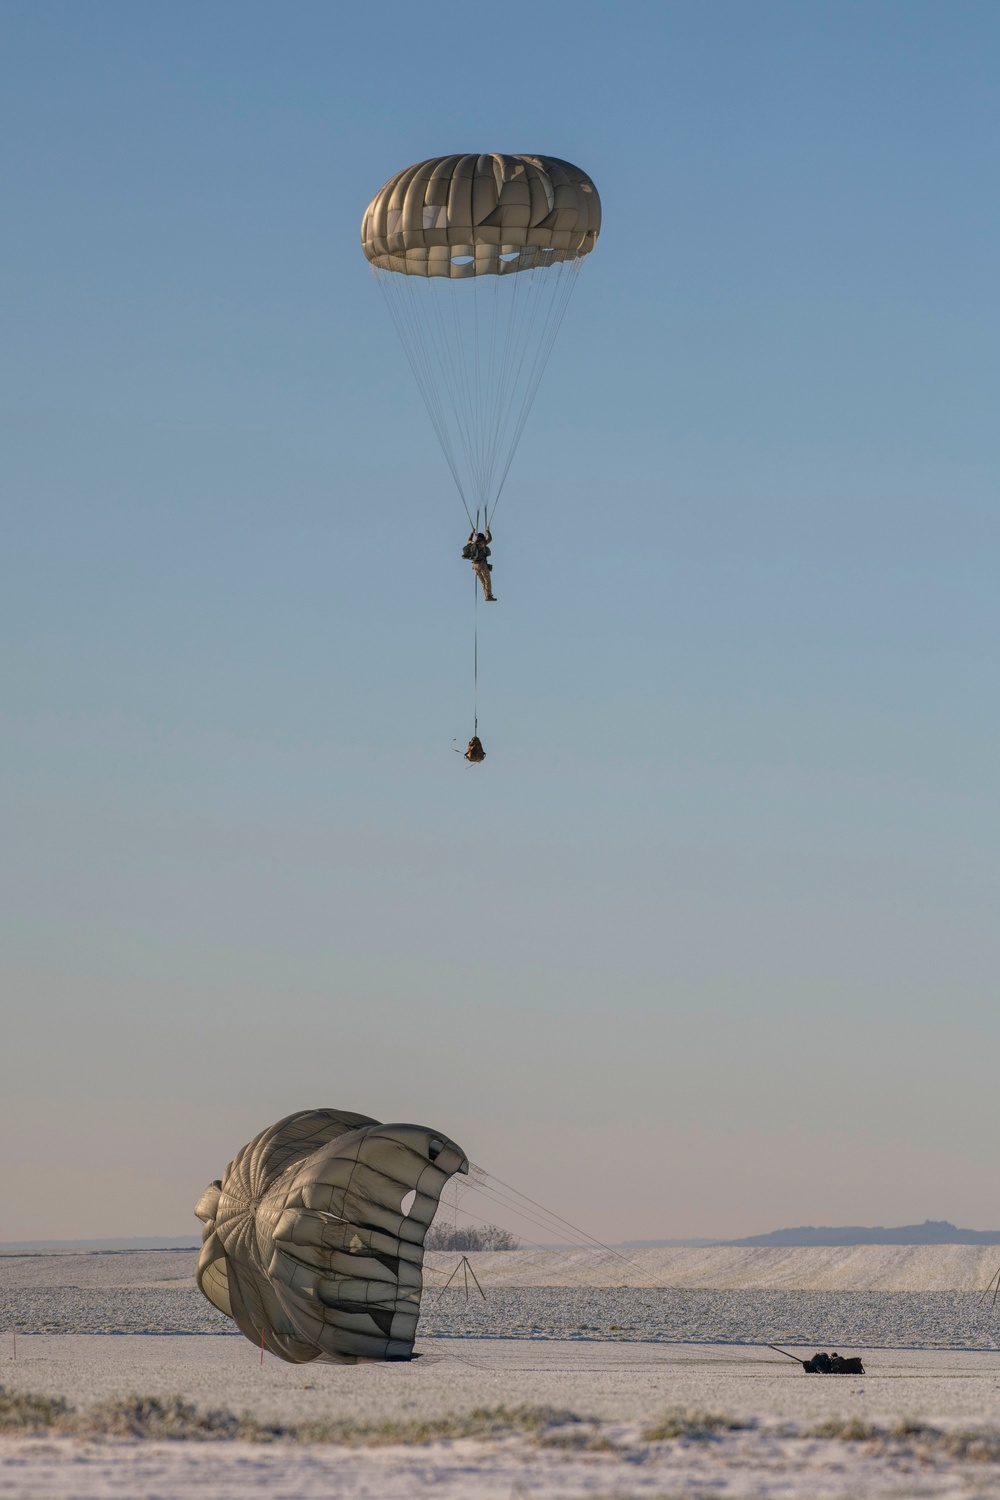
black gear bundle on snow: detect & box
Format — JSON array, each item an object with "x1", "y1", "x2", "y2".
[{"x1": 769, "y1": 1345, "x2": 865, "y2": 1375}]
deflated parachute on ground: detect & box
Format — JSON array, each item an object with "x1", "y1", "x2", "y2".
[
  {"x1": 361, "y1": 153, "x2": 601, "y2": 526},
  {"x1": 194, "y1": 1109, "x2": 468, "y2": 1364}
]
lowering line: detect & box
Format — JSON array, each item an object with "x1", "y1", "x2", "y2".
[{"x1": 459, "y1": 510, "x2": 486, "y2": 764}]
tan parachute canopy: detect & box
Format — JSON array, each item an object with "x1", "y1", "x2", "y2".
[
  {"x1": 361, "y1": 153, "x2": 601, "y2": 278},
  {"x1": 194, "y1": 1109, "x2": 468, "y2": 1364},
  {"x1": 360, "y1": 151, "x2": 601, "y2": 527}
]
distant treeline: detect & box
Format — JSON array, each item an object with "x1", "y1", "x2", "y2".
[{"x1": 425, "y1": 1222, "x2": 519, "y2": 1252}]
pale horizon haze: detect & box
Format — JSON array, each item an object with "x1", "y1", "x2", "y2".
[{"x1": 2, "y1": 0, "x2": 999, "y2": 1244}]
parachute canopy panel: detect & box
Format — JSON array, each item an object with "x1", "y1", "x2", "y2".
[
  {"x1": 194, "y1": 1109, "x2": 468, "y2": 1365},
  {"x1": 362, "y1": 153, "x2": 601, "y2": 277}
]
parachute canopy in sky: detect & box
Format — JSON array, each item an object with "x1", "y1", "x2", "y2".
[
  {"x1": 195, "y1": 1109, "x2": 468, "y2": 1364},
  {"x1": 361, "y1": 152, "x2": 600, "y2": 278},
  {"x1": 362, "y1": 153, "x2": 601, "y2": 526}
]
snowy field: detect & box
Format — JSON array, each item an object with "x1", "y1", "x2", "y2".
[
  {"x1": 3, "y1": 1336, "x2": 1000, "y2": 1496},
  {"x1": 3, "y1": 1251, "x2": 1000, "y2": 1495},
  {"x1": 6, "y1": 1243, "x2": 1000, "y2": 1292},
  {"x1": 445, "y1": 1244, "x2": 1000, "y2": 1291},
  {"x1": 4, "y1": 1248, "x2": 1000, "y2": 1348}
]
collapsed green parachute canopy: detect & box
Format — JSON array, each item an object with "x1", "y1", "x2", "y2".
[
  {"x1": 362, "y1": 153, "x2": 601, "y2": 524},
  {"x1": 195, "y1": 1109, "x2": 468, "y2": 1364}
]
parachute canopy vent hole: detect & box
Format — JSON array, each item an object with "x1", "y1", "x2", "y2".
[{"x1": 400, "y1": 1189, "x2": 416, "y2": 1217}]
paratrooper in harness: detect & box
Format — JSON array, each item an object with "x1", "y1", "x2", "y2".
[{"x1": 462, "y1": 527, "x2": 497, "y2": 601}]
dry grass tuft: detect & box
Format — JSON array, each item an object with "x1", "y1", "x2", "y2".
[
  {"x1": 809, "y1": 1416, "x2": 1000, "y2": 1463},
  {"x1": 298, "y1": 1404, "x2": 583, "y2": 1446},
  {"x1": 938, "y1": 1430, "x2": 1000, "y2": 1462},
  {"x1": 810, "y1": 1416, "x2": 879, "y2": 1441},
  {"x1": 0, "y1": 1390, "x2": 584, "y2": 1447},
  {"x1": 0, "y1": 1388, "x2": 73, "y2": 1433},
  {"x1": 73, "y1": 1396, "x2": 276, "y2": 1441},
  {"x1": 643, "y1": 1408, "x2": 752, "y2": 1442}
]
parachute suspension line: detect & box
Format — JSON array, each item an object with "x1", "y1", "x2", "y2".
[
  {"x1": 428, "y1": 275, "x2": 480, "y2": 497},
  {"x1": 448, "y1": 273, "x2": 478, "y2": 495},
  {"x1": 496, "y1": 258, "x2": 582, "y2": 510},
  {"x1": 427, "y1": 1160, "x2": 660, "y2": 1284},
  {"x1": 404, "y1": 273, "x2": 477, "y2": 527},
  {"x1": 373, "y1": 267, "x2": 474, "y2": 527},
  {"x1": 399, "y1": 269, "x2": 472, "y2": 499},
  {"x1": 465, "y1": 1167, "x2": 654, "y2": 1283},
  {"x1": 481, "y1": 261, "x2": 536, "y2": 517},
  {"x1": 375, "y1": 257, "x2": 587, "y2": 527},
  {"x1": 478, "y1": 258, "x2": 542, "y2": 520},
  {"x1": 376, "y1": 277, "x2": 472, "y2": 525},
  {"x1": 478, "y1": 264, "x2": 564, "y2": 513},
  {"x1": 438, "y1": 274, "x2": 492, "y2": 511},
  {"x1": 482, "y1": 256, "x2": 570, "y2": 519},
  {"x1": 486, "y1": 257, "x2": 584, "y2": 527},
  {"x1": 473, "y1": 573, "x2": 478, "y2": 737}
]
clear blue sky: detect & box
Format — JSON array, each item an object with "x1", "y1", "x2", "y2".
[{"x1": 2, "y1": 0, "x2": 998, "y2": 1241}]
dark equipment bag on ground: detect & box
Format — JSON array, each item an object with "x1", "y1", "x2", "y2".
[{"x1": 804, "y1": 1351, "x2": 865, "y2": 1374}]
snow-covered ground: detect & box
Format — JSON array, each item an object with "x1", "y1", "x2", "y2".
[
  {"x1": 3, "y1": 1337, "x2": 1000, "y2": 1497},
  {"x1": 5, "y1": 1242, "x2": 1000, "y2": 1292},
  {"x1": 6, "y1": 1248, "x2": 1000, "y2": 1347},
  {"x1": 4, "y1": 1424, "x2": 1000, "y2": 1499},
  {"x1": 3, "y1": 1251, "x2": 1000, "y2": 1494},
  {"x1": 434, "y1": 1243, "x2": 1000, "y2": 1290},
  {"x1": 4, "y1": 1334, "x2": 999, "y2": 1426}
]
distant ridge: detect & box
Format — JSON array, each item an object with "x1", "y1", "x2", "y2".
[
  {"x1": 725, "y1": 1220, "x2": 1000, "y2": 1247},
  {"x1": 6, "y1": 1223, "x2": 998, "y2": 1255},
  {"x1": 0, "y1": 1237, "x2": 198, "y2": 1255},
  {"x1": 616, "y1": 1238, "x2": 722, "y2": 1249},
  {"x1": 613, "y1": 1221, "x2": 1000, "y2": 1249}
]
